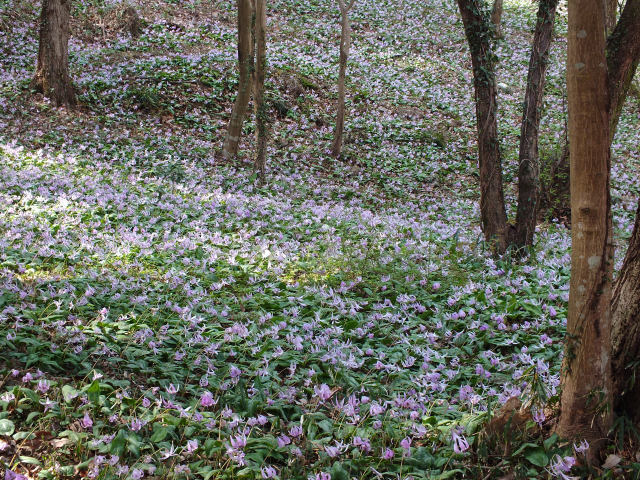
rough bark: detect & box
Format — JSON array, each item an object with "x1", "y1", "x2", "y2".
[
  {"x1": 609, "y1": 1, "x2": 640, "y2": 422},
  {"x1": 457, "y1": 0, "x2": 509, "y2": 253},
  {"x1": 606, "y1": 0, "x2": 640, "y2": 137},
  {"x1": 253, "y1": 0, "x2": 267, "y2": 183},
  {"x1": 31, "y1": 0, "x2": 75, "y2": 108},
  {"x1": 557, "y1": 0, "x2": 613, "y2": 461},
  {"x1": 611, "y1": 200, "x2": 640, "y2": 422},
  {"x1": 513, "y1": 0, "x2": 558, "y2": 247},
  {"x1": 491, "y1": 0, "x2": 503, "y2": 37},
  {"x1": 222, "y1": 0, "x2": 254, "y2": 161},
  {"x1": 331, "y1": 0, "x2": 355, "y2": 158}
]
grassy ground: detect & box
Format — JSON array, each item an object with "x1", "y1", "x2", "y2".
[{"x1": 1, "y1": 0, "x2": 640, "y2": 478}]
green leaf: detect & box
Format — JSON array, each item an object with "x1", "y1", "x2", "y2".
[
  {"x1": 19, "y1": 455, "x2": 42, "y2": 466},
  {"x1": 150, "y1": 424, "x2": 172, "y2": 443},
  {"x1": 0, "y1": 418, "x2": 15, "y2": 435},
  {"x1": 543, "y1": 433, "x2": 559, "y2": 450},
  {"x1": 524, "y1": 447, "x2": 549, "y2": 467}
]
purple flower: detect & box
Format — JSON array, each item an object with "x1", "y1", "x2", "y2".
[
  {"x1": 81, "y1": 412, "x2": 93, "y2": 429},
  {"x1": 573, "y1": 439, "x2": 589, "y2": 453},
  {"x1": 229, "y1": 365, "x2": 241, "y2": 378},
  {"x1": 313, "y1": 474, "x2": 331, "y2": 480},
  {"x1": 185, "y1": 439, "x2": 198, "y2": 454},
  {"x1": 261, "y1": 465, "x2": 278, "y2": 479},
  {"x1": 200, "y1": 391, "x2": 217, "y2": 407},
  {"x1": 353, "y1": 436, "x2": 371, "y2": 453},
  {"x1": 5, "y1": 469, "x2": 28, "y2": 480},
  {"x1": 532, "y1": 406, "x2": 546, "y2": 426},
  {"x1": 277, "y1": 434, "x2": 291, "y2": 448},
  {"x1": 314, "y1": 383, "x2": 332, "y2": 401},
  {"x1": 130, "y1": 418, "x2": 144, "y2": 432},
  {"x1": 451, "y1": 432, "x2": 469, "y2": 453},
  {"x1": 36, "y1": 379, "x2": 50, "y2": 393},
  {"x1": 131, "y1": 469, "x2": 144, "y2": 480},
  {"x1": 549, "y1": 455, "x2": 576, "y2": 479},
  {"x1": 381, "y1": 447, "x2": 394, "y2": 460},
  {"x1": 289, "y1": 425, "x2": 303, "y2": 437},
  {"x1": 400, "y1": 436, "x2": 412, "y2": 456},
  {"x1": 230, "y1": 433, "x2": 247, "y2": 450},
  {"x1": 166, "y1": 384, "x2": 179, "y2": 395}
]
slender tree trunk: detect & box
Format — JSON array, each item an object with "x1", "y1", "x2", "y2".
[
  {"x1": 457, "y1": 0, "x2": 509, "y2": 252},
  {"x1": 331, "y1": 0, "x2": 355, "y2": 158},
  {"x1": 513, "y1": 0, "x2": 558, "y2": 247},
  {"x1": 222, "y1": 0, "x2": 253, "y2": 160},
  {"x1": 253, "y1": 0, "x2": 267, "y2": 183},
  {"x1": 557, "y1": 0, "x2": 613, "y2": 461},
  {"x1": 31, "y1": 0, "x2": 75, "y2": 108},
  {"x1": 609, "y1": 0, "x2": 640, "y2": 423},
  {"x1": 491, "y1": 0, "x2": 504, "y2": 38}
]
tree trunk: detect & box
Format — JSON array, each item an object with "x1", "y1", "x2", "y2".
[
  {"x1": 491, "y1": 0, "x2": 504, "y2": 38},
  {"x1": 611, "y1": 199, "x2": 640, "y2": 422},
  {"x1": 609, "y1": 0, "x2": 640, "y2": 424},
  {"x1": 557, "y1": 0, "x2": 613, "y2": 461},
  {"x1": 457, "y1": 0, "x2": 510, "y2": 253},
  {"x1": 31, "y1": 0, "x2": 75, "y2": 108},
  {"x1": 606, "y1": 0, "x2": 640, "y2": 138},
  {"x1": 542, "y1": 0, "x2": 639, "y2": 219},
  {"x1": 513, "y1": 0, "x2": 558, "y2": 248},
  {"x1": 222, "y1": 0, "x2": 253, "y2": 161},
  {"x1": 331, "y1": 0, "x2": 355, "y2": 158},
  {"x1": 253, "y1": 0, "x2": 267, "y2": 183},
  {"x1": 606, "y1": 0, "x2": 618, "y2": 35}
]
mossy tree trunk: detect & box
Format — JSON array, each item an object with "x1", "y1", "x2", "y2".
[
  {"x1": 31, "y1": 0, "x2": 75, "y2": 108},
  {"x1": 457, "y1": 0, "x2": 510, "y2": 253}
]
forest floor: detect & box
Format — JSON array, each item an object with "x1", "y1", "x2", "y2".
[{"x1": 1, "y1": 0, "x2": 640, "y2": 478}]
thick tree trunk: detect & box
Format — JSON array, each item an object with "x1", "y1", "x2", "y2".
[
  {"x1": 253, "y1": 0, "x2": 267, "y2": 183},
  {"x1": 557, "y1": 0, "x2": 613, "y2": 461},
  {"x1": 457, "y1": 0, "x2": 509, "y2": 253},
  {"x1": 611, "y1": 200, "x2": 640, "y2": 422},
  {"x1": 31, "y1": 0, "x2": 75, "y2": 108},
  {"x1": 491, "y1": 0, "x2": 504, "y2": 38},
  {"x1": 331, "y1": 0, "x2": 355, "y2": 158},
  {"x1": 609, "y1": 0, "x2": 640, "y2": 422},
  {"x1": 542, "y1": 0, "x2": 639, "y2": 219},
  {"x1": 513, "y1": 0, "x2": 558, "y2": 247},
  {"x1": 222, "y1": 0, "x2": 253, "y2": 160}
]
